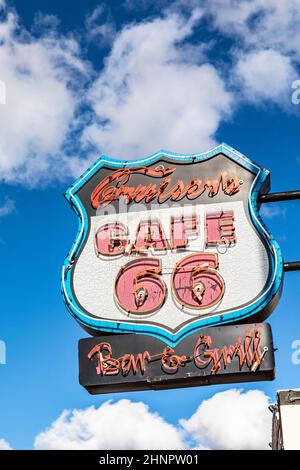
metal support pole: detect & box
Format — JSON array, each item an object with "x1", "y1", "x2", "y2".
[
  {"x1": 259, "y1": 190, "x2": 300, "y2": 203},
  {"x1": 258, "y1": 190, "x2": 300, "y2": 271},
  {"x1": 283, "y1": 262, "x2": 300, "y2": 272}
]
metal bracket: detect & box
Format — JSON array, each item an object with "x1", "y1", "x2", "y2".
[
  {"x1": 283, "y1": 262, "x2": 300, "y2": 272},
  {"x1": 257, "y1": 190, "x2": 300, "y2": 272},
  {"x1": 258, "y1": 190, "x2": 300, "y2": 203},
  {"x1": 259, "y1": 190, "x2": 300, "y2": 272}
]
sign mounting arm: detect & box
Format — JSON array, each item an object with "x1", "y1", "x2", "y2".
[
  {"x1": 258, "y1": 190, "x2": 300, "y2": 203},
  {"x1": 283, "y1": 262, "x2": 300, "y2": 272},
  {"x1": 258, "y1": 189, "x2": 300, "y2": 272}
]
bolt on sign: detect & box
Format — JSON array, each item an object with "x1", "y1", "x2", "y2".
[{"x1": 62, "y1": 144, "x2": 283, "y2": 393}]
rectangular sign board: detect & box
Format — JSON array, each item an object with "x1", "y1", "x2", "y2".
[{"x1": 79, "y1": 323, "x2": 275, "y2": 394}]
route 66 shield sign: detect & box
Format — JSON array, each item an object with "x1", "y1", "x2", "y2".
[{"x1": 62, "y1": 143, "x2": 283, "y2": 345}]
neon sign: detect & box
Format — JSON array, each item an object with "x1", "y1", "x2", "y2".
[
  {"x1": 62, "y1": 144, "x2": 283, "y2": 346},
  {"x1": 79, "y1": 323, "x2": 275, "y2": 394},
  {"x1": 91, "y1": 167, "x2": 243, "y2": 209}
]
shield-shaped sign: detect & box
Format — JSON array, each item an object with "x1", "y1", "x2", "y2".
[{"x1": 62, "y1": 143, "x2": 283, "y2": 345}]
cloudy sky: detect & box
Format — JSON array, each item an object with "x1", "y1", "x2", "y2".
[{"x1": 0, "y1": 0, "x2": 300, "y2": 450}]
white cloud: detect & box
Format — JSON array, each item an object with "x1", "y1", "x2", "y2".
[
  {"x1": 34, "y1": 399, "x2": 185, "y2": 450},
  {"x1": 0, "y1": 4, "x2": 234, "y2": 184},
  {"x1": 181, "y1": 389, "x2": 272, "y2": 450},
  {"x1": 260, "y1": 204, "x2": 287, "y2": 219},
  {"x1": 0, "y1": 3, "x2": 90, "y2": 185},
  {"x1": 85, "y1": 5, "x2": 115, "y2": 44},
  {"x1": 0, "y1": 198, "x2": 15, "y2": 217},
  {"x1": 206, "y1": 0, "x2": 300, "y2": 58},
  {"x1": 82, "y1": 11, "x2": 233, "y2": 160},
  {"x1": 0, "y1": 1, "x2": 299, "y2": 186},
  {"x1": 34, "y1": 390, "x2": 272, "y2": 450},
  {"x1": 0, "y1": 437, "x2": 12, "y2": 450},
  {"x1": 203, "y1": 1, "x2": 300, "y2": 105},
  {"x1": 235, "y1": 49, "x2": 297, "y2": 103}
]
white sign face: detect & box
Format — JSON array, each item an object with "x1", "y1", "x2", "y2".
[{"x1": 62, "y1": 144, "x2": 283, "y2": 345}]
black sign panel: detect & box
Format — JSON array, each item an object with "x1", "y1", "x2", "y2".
[{"x1": 79, "y1": 323, "x2": 275, "y2": 394}]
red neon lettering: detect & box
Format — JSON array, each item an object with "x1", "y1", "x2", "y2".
[
  {"x1": 91, "y1": 168, "x2": 243, "y2": 209},
  {"x1": 87, "y1": 342, "x2": 120, "y2": 376},
  {"x1": 171, "y1": 215, "x2": 198, "y2": 249},
  {"x1": 87, "y1": 328, "x2": 267, "y2": 378},
  {"x1": 206, "y1": 211, "x2": 236, "y2": 246},
  {"x1": 121, "y1": 352, "x2": 151, "y2": 376},
  {"x1": 193, "y1": 327, "x2": 265, "y2": 374},
  {"x1": 132, "y1": 221, "x2": 169, "y2": 253},
  {"x1": 95, "y1": 223, "x2": 128, "y2": 256}
]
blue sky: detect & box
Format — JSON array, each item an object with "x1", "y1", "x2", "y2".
[{"x1": 0, "y1": 0, "x2": 300, "y2": 450}]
